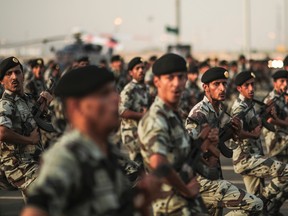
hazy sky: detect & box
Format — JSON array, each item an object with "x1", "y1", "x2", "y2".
[{"x1": 0, "y1": 0, "x2": 287, "y2": 52}]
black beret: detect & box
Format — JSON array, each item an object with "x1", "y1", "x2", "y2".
[
  {"x1": 272, "y1": 70, "x2": 288, "y2": 80},
  {"x1": 29, "y1": 58, "x2": 44, "y2": 68},
  {"x1": 0, "y1": 56, "x2": 23, "y2": 80},
  {"x1": 235, "y1": 71, "x2": 256, "y2": 86},
  {"x1": 110, "y1": 55, "x2": 121, "y2": 63},
  {"x1": 128, "y1": 57, "x2": 143, "y2": 71},
  {"x1": 55, "y1": 65, "x2": 115, "y2": 98},
  {"x1": 188, "y1": 65, "x2": 198, "y2": 74},
  {"x1": 201, "y1": 67, "x2": 229, "y2": 83},
  {"x1": 76, "y1": 56, "x2": 89, "y2": 63},
  {"x1": 152, "y1": 53, "x2": 187, "y2": 76}
]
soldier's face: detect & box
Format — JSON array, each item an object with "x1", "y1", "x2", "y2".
[
  {"x1": 204, "y1": 79, "x2": 227, "y2": 101},
  {"x1": 130, "y1": 63, "x2": 145, "y2": 83},
  {"x1": 187, "y1": 73, "x2": 198, "y2": 82},
  {"x1": 1, "y1": 65, "x2": 24, "y2": 94},
  {"x1": 154, "y1": 72, "x2": 187, "y2": 107},
  {"x1": 32, "y1": 65, "x2": 43, "y2": 79},
  {"x1": 111, "y1": 61, "x2": 122, "y2": 72},
  {"x1": 237, "y1": 78, "x2": 255, "y2": 100},
  {"x1": 79, "y1": 82, "x2": 120, "y2": 133},
  {"x1": 274, "y1": 78, "x2": 288, "y2": 93}
]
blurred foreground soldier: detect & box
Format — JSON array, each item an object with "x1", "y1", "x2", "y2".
[
  {"x1": 179, "y1": 66, "x2": 203, "y2": 121},
  {"x1": 139, "y1": 53, "x2": 205, "y2": 216},
  {"x1": 24, "y1": 58, "x2": 46, "y2": 100},
  {"x1": 21, "y1": 65, "x2": 162, "y2": 216},
  {"x1": 263, "y1": 70, "x2": 288, "y2": 163},
  {"x1": 119, "y1": 57, "x2": 149, "y2": 171},
  {"x1": 0, "y1": 57, "x2": 52, "y2": 199},
  {"x1": 186, "y1": 67, "x2": 263, "y2": 215},
  {"x1": 231, "y1": 71, "x2": 288, "y2": 215}
]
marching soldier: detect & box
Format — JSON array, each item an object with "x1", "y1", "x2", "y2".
[
  {"x1": 119, "y1": 57, "x2": 149, "y2": 169},
  {"x1": 230, "y1": 71, "x2": 288, "y2": 215},
  {"x1": 263, "y1": 70, "x2": 288, "y2": 163},
  {"x1": 21, "y1": 65, "x2": 161, "y2": 216},
  {"x1": 0, "y1": 56, "x2": 52, "y2": 199},
  {"x1": 139, "y1": 53, "x2": 210, "y2": 215},
  {"x1": 186, "y1": 67, "x2": 263, "y2": 215}
]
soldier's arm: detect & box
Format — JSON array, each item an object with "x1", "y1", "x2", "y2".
[
  {"x1": 120, "y1": 110, "x2": 145, "y2": 121},
  {"x1": 149, "y1": 154, "x2": 198, "y2": 198},
  {"x1": 0, "y1": 126, "x2": 39, "y2": 145},
  {"x1": 119, "y1": 86, "x2": 146, "y2": 121},
  {"x1": 231, "y1": 104, "x2": 261, "y2": 139}
]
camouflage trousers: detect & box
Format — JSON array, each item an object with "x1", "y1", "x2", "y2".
[
  {"x1": 197, "y1": 175, "x2": 263, "y2": 216},
  {"x1": 151, "y1": 181, "x2": 210, "y2": 216},
  {"x1": 264, "y1": 130, "x2": 288, "y2": 163},
  {"x1": 241, "y1": 157, "x2": 288, "y2": 214}
]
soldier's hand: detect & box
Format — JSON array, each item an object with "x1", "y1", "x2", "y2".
[
  {"x1": 208, "y1": 128, "x2": 219, "y2": 144},
  {"x1": 29, "y1": 128, "x2": 40, "y2": 145},
  {"x1": 198, "y1": 124, "x2": 211, "y2": 140},
  {"x1": 186, "y1": 177, "x2": 200, "y2": 198},
  {"x1": 134, "y1": 174, "x2": 162, "y2": 208},
  {"x1": 252, "y1": 125, "x2": 262, "y2": 138},
  {"x1": 40, "y1": 91, "x2": 53, "y2": 104},
  {"x1": 231, "y1": 117, "x2": 242, "y2": 132},
  {"x1": 270, "y1": 106, "x2": 278, "y2": 119}
]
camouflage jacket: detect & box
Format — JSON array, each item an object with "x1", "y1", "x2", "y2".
[
  {"x1": 186, "y1": 96, "x2": 223, "y2": 140},
  {"x1": 24, "y1": 76, "x2": 46, "y2": 100},
  {"x1": 0, "y1": 90, "x2": 43, "y2": 188},
  {"x1": 230, "y1": 94, "x2": 264, "y2": 172},
  {"x1": 264, "y1": 90, "x2": 288, "y2": 134},
  {"x1": 138, "y1": 96, "x2": 190, "y2": 213},
  {"x1": 119, "y1": 80, "x2": 149, "y2": 136},
  {"x1": 27, "y1": 129, "x2": 133, "y2": 216}
]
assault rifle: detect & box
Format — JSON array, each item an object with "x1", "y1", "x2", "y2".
[
  {"x1": 218, "y1": 104, "x2": 254, "y2": 158},
  {"x1": 23, "y1": 79, "x2": 56, "y2": 135},
  {"x1": 252, "y1": 91, "x2": 287, "y2": 132}
]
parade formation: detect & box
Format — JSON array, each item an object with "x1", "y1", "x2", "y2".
[{"x1": 0, "y1": 51, "x2": 287, "y2": 216}]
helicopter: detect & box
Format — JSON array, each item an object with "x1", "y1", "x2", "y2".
[{"x1": 0, "y1": 31, "x2": 120, "y2": 70}]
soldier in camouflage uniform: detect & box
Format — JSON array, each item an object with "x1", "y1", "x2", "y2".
[
  {"x1": 21, "y1": 65, "x2": 161, "y2": 216},
  {"x1": 0, "y1": 57, "x2": 52, "y2": 198},
  {"x1": 230, "y1": 71, "x2": 288, "y2": 215},
  {"x1": 139, "y1": 53, "x2": 208, "y2": 216},
  {"x1": 186, "y1": 67, "x2": 263, "y2": 216},
  {"x1": 119, "y1": 57, "x2": 149, "y2": 168},
  {"x1": 24, "y1": 58, "x2": 46, "y2": 100},
  {"x1": 263, "y1": 70, "x2": 288, "y2": 163},
  {"x1": 179, "y1": 66, "x2": 203, "y2": 121}
]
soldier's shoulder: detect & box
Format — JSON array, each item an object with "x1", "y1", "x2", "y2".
[
  {"x1": 189, "y1": 100, "x2": 209, "y2": 116},
  {"x1": 0, "y1": 92, "x2": 16, "y2": 109}
]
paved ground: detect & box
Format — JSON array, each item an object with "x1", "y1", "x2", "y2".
[{"x1": 0, "y1": 156, "x2": 287, "y2": 215}]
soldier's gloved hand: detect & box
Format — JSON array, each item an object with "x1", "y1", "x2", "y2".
[
  {"x1": 185, "y1": 177, "x2": 200, "y2": 199},
  {"x1": 40, "y1": 91, "x2": 53, "y2": 104},
  {"x1": 29, "y1": 128, "x2": 40, "y2": 145}
]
